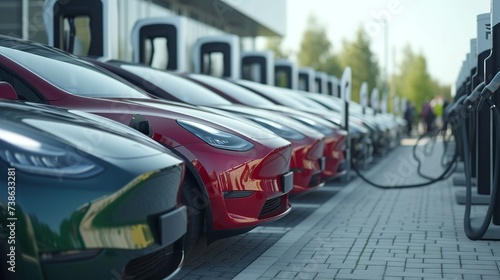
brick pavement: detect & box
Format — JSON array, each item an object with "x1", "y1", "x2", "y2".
[{"x1": 177, "y1": 139, "x2": 500, "y2": 279}]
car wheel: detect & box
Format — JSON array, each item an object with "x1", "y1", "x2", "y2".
[{"x1": 181, "y1": 174, "x2": 205, "y2": 253}]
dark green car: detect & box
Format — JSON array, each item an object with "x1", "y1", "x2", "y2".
[{"x1": 0, "y1": 100, "x2": 187, "y2": 280}]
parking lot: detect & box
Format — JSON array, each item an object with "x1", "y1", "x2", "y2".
[{"x1": 174, "y1": 140, "x2": 500, "y2": 280}]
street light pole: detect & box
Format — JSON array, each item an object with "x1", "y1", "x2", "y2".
[{"x1": 383, "y1": 18, "x2": 389, "y2": 114}]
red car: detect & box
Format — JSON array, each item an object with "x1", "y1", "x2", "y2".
[
  {"x1": 0, "y1": 36, "x2": 293, "y2": 252},
  {"x1": 183, "y1": 73, "x2": 349, "y2": 181},
  {"x1": 90, "y1": 60, "x2": 335, "y2": 192}
]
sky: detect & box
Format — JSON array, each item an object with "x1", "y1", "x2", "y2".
[{"x1": 278, "y1": 0, "x2": 491, "y2": 90}]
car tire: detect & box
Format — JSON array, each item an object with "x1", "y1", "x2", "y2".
[{"x1": 181, "y1": 175, "x2": 205, "y2": 253}]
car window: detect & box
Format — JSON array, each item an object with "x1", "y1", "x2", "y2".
[
  {"x1": 189, "y1": 74, "x2": 276, "y2": 107},
  {"x1": 284, "y1": 89, "x2": 330, "y2": 110},
  {"x1": 236, "y1": 80, "x2": 313, "y2": 109},
  {"x1": 0, "y1": 67, "x2": 43, "y2": 102},
  {"x1": 120, "y1": 65, "x2": 232, "y2": 106},
  {"x1": 309, "y1": 95, "x2": 342, "y2": 111},
  {"x1": 0, "y1": 47, "x2": 149, "y2": 99}
]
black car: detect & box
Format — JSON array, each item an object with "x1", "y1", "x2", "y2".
[{"x1": 0, "y1": 97, "x2": 187, "y2": 280}]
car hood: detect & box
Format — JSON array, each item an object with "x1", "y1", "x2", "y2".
[
  {"x1": 207, "y1": 104, "x2": 325, "y2": 139},
  {"x1": 120, "y1": 98, "x2": 280, "y2": 141},
  {"x1": 256, "y1": 104, "x2": 368, "y2": 135},
  {"x1": 0, "y1": 101, "x2": 181, "y2": 161}
]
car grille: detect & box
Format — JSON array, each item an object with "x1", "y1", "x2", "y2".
[
  {"x1": 259, "y1": 197, "x2": 282, "y2": 217},
  {"x1": 124, "y1": 245, "x2": 177, "y2": 280},
  {"x1": 308, "y1": 173, "x2": 322, "y2": 188}
]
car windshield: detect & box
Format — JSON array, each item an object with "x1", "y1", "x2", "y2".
[
  {"x1": 237, "y1": 80, "x2": 331, "y2": 111},
  {"x1": 120, "y1": 65, "x2": 232, "y2": 106},
  {"x1": 350, "y1": 102, "x2": 364, "y2": 113},
  {"x1": 189, "y1": 74, "x2": 276, "y2": 107},
  {"x1": 0, "y1": 46, "x2": 149, "y2": 99},
  {"x1": 286, "y1": 89, "x2": 331, "y2": 110},
  {"x1": 235, "y1": 80, "x2": 311, "y2": 109},
  {"x1": 308, "y1": 94, "x2": 341, "y2": 111}
]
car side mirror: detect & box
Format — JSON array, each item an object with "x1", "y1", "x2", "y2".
[
  {"x1": 129, "y1": 114, "x2": 153, "y2": 137},
  {"x1": 0, "y1": 82, "x2": 18, "y2": 100}
]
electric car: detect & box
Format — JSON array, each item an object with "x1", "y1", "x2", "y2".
[
  {"x1": 0, "y1": 98, "x2": 187, "y2": 280},
  {"x1": 90, "y1": 60, "x2": 348, "y2": 189},
  {"x1": 180, "y1": 73, "x2": 349, "y2": 181},
  {"x1": 305, "y1": 93, "x2": 392, "y2": 155},
  {"x1": 186, "y1": 75, "x2": 371, "y2": 167},
  {"x1": 232, "y1": 80, "x2": 375, "y2": 166},
  {"x1": 349, "y1": 101, "x2": 403, "y2": 150},
  {"x1": 0, "y1": 36, "x2": 293, "y2": 252}
]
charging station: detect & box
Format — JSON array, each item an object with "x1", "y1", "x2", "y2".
[
  {"x1": 314, "y1": 71, "x2": 328, "y2": 94},
  {"x1": 371, "y1": 88, "x2": 379, "y2": 115},
  {"x1": 327, "y1": 76, "x2": 340, "y2": 97},
  {"x1": 360, "y1": 82, "x2": 368, "y2": 115},
  {"x1": 393, "y1": 95, "x2": 399, "y2": 117},
  {"x1": 192, "y1": 35, "x2": 241, "y2": 79},
  {"x1": 454, "y1": 53, "x2": 473, "y2": 184},
  {"x1": 274, "y1": 60, "x2": 298, "y2": 90},
  {"x1": 454, "y1": 60, "x2": 467, "y2": 163},
  {"x1": 469, "y1": 39, "x2": 478, "y2": 181},
  {"x1": 131, "y1": 17, "x2": 188, "y2": 72},
  {"x1": 455, "y1": 2, "x2": 500, "y2": 240},
  {"x1": 482, "y1": 0, "x2": 500, "y2": 235},
  {"x1": 475, "y1": 13, "x2": 493, "y2": 200},
  {"x1": 298, "y1": 67, "x2": 315, "y2": 92},
  {"x1": 381, "y1": 91, "x2": 388, "y2": 114},
  {"x1": 401, "y1": 96, "x2": 407, "y2": 118},
  {"x1": 456, "y1": 33, "x2": 491, "y2": 205},
  {"x1": 341, "y1": 67, "x2": 352, "y2": 181},
  {"x1": 43, "y1": 0, "x2": 118, "y2": 58},
  {"x1": 241, "y1": 51, "x2": 274, "y2": 85}
]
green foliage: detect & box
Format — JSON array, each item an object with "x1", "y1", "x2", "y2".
[
  {"x1": 265, "y1": 37, "x2": 291, "y2": 59},
  {"x1": 321, "y1": 55, "x2": 342, "y2": 78},
  {"x1": 392, "y1": 45, "x2": 445, "y2": 114},
  {"x1": 296, "y1": 15, "x2": 342, "y2": 77},
  {"x1": 337, "y1": 28, "x2": 380, "y2": 102},
  {"x1": 269, "y1": 14, "x2": 451, "y2": 109}
]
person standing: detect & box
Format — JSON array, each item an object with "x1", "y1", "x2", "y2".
[
  {"x1": 422, "y1": 100, "x2": 436, "y2": 134},
  {"x1": 404, "y1": 100, "x2": 415, "y2": 136}
]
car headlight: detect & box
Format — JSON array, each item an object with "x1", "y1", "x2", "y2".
[
  {"x1": 0, "y1": 128, "x2": 104, "y2": 178},
  {"x1": 177, "y1": 120, "x2": 254, "y2": 151},
  {"x1": 289, "y1": 116, "x2": 334, "y2": 135},
  {"x1": 245, "y1": 116, "x2": 305, "y2": 141}
]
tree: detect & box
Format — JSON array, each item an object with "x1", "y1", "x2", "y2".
[
  {"x1": 297, "y1": 15, "x2": 342, "y2": 77},
  {"x1": 265, "y1": 37, "x2": 291, "y2": 59},
  {"x1": 337, "y1": 27, "x2": 380, "y2": 102},
  {"x1": 393, "y1": 45, "x2": 436, "y2": 115}
]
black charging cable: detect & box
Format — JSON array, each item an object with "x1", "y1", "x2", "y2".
[
  {"x1": 352, "y1": 95, "x2": 474, "y2": 189},
  {"x1": 461, "y1": 74, "x2": 500, "y2": 240},
  {"x1": 352, "y1": 135, "x2": 458, "y2": 189},
  {"x1": 411, "y1": 128, "x2": 455, "y2": 181}
]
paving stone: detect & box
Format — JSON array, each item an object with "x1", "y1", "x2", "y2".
[
  {"x1": 334, "y1": 271, "x2": 384, "y2": 280},
  {"x1": 442, "y1": 269, "x2": 500, "y2": 275},
  {"x1": 295, "y1": 272, "x2": 318, "y2": 279},
  {"x1": 179, "y1": 145, "x2": 500, "y2": 280},
  {"x1": 365, "y1": 265, "x2": 386, "y2": 272},
  {"x1": 405, "y1": 262, "x2": 441, "y2": 269},
  {"x1": 357, "y1": 260, "x2": 388, "y2": 266},
  {"x1": 274, "y1": 270, "x2": 298, "y2": 278},
  {"x1": 481, "y1": 276, "x2": 500, "y2": 280}
]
